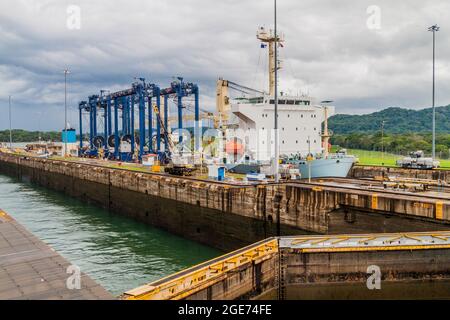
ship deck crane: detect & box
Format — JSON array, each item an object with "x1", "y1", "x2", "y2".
[{"x1": 216, "y1": 78, "x2": 264, "y2": 128}]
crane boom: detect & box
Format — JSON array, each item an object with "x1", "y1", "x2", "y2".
[
  {"x1": 152, "y1": 104, "x2": 175, "y2": 153},
  {"x1": 216, "y1": 78, "x2": 264, "y2": 128}
]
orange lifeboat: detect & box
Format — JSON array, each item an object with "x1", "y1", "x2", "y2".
[{"x1": 225, "y1": 139, "x2": 244, "y2": 155}]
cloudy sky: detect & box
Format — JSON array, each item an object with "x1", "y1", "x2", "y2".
[{"x1": 0, "y1": 0, "x2": 449, "y2": 131}]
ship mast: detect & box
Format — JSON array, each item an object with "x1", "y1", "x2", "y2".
[
  {"x1": 256, "y1": 1, "x2": 284, "y2": 183},
  {"x1": 321, "y1": 101, "x2": 333, "y2": 158},
  {"x1": 256, "y1": 27, "x2": 284, "y2": 96}
]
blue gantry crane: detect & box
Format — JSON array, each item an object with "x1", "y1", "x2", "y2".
[{"x1": 78, "y1": 77, "x2": 200, "y2": 163}]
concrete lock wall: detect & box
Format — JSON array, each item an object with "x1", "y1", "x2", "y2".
[
  {"x1": 185, "y1": 254, "x2": 279, "y2": 300},
  {"x1": 351, "y1": 165, "x2": 450, "y2": 183},
  {"x1": 1, "y1": 154, "x2": 449, "y2": 252},
  {"x1": 0, "y1": 154, "x2": 320, "y2": 251}
]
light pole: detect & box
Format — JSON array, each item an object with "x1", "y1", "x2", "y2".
[
  {"x1": 274, "y1": 0, "x2": 279, "y2": 183},
  {"x1": 64, "y1": 69, "x2": 71, "y2": 156},
  {"x1": 8, "y1": 95, "x2": 12, "y2": 149},
  {"x1": 428, "y1": 24, "x2": 439, "y2": 159}
]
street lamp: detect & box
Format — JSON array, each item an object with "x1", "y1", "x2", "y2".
[
  {"x1": 274, "y1": 0, "x2": 279, "y2": 183},
  {"x1": 63, "y1": 69, "x2": 71, "y2": 156},
  {"x1": 428, "y1": 24, "x2": 439, "y2": 159},
  {"x1": 381, "y1": 120, "x2": 386, "y2": 165},
  {"x1": 8, "y1": 95, "x2": 12, "y2": 149}
]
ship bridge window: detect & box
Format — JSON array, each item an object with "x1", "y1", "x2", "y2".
[
  {"x1": 269, "y1": 99, "x2": 274, "y2": 104},
  {"x1": 279, "y1": 100, "x2": 286, "y2": 105},
  {"x1": 287, "y1": 100, "x2": 295, "y2": 105},
  {"x1": 249, "y1": 97, "x2": 264, "y2": 104},
  {"x1": 295, "y1": 101, "x2": 302, "y2": 105}
]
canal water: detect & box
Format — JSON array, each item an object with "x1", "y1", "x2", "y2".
[{"x1": 0, "y1": 174, "x2": 222, "y2": 296}]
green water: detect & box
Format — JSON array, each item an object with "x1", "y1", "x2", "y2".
[{"x1": 0, "y1": 174, "x2": 222, "y2": 296}]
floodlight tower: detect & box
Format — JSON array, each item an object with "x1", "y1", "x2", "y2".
[{"x1": 428, "y1": 24, "x2": 439, "y2": 159}]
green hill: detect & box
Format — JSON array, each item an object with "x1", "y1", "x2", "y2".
[
  {"x1": 329, "y1": 105, "x2": 450, "y2": 134},
  {"x1": 0, "y1": 129, "x2": 61, "y2": 143}
]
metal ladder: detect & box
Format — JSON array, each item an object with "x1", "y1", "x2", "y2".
[{"x1": 277, "y1": 241, "x2": 287, "y2": 300}]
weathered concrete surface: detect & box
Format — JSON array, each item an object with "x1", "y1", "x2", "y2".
[
  {"x1": 286, "y1": 182, "x2": 450, "y2": 226},
  {"x1": 280, "y1": 248, "x2": 450, "y2": 299},
  {"x1": 0, "y1": 154, "x2": 314, "y2": 251},
  {"x1": 129, "y1": 234, "x2": 450, "y2": 300},
  {"x1": 0, "y1": 209, "x2": 113, "y2": 300},
  {"x1": 185, "y1": 253, "x2": 278, "y2": 300},
  {"x1": 329, "y1": 208, "x2": 450, "y2": 234},
  {"x1": 351, "y1": 165, "x2": 450, "y2": 183},
  {"x1": 0, "y1": 154, "x2": 448, "y2": 252}
]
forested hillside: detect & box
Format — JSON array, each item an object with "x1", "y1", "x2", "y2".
[{"x1": 329, "y1": 105, "x2": 450, "y2": 134}]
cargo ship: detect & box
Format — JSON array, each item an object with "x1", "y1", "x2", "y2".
[{"x1": 216, "y1": 27, "x2": 356, "y2": 178}]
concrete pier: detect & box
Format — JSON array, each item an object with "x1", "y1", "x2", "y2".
[
  {"x1": 0, "y1": 153, "x2": 449, "y2": 252},
  {"x1": 351, "y1": 165, "x2": 450, "y2": 183},
  {"x1": 0, "y1": 209, "x2": 113, "y2": 300},
  {"x1": 123, "y1": 232, "x2": 450, "y2": 300}
]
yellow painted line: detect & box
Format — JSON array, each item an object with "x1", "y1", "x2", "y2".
[
  {"x1": 331, "y1": 237, "x2": 350, "y2": 245},
  {"x1": 403, "y1": 234, "x2": 423, "y2": 242},
  {"x1": 386, "y1": 235, "x2": 403, "y2": 242},
  {"x1": 310, "y1": 237, "x2": 331, "y2": 245},
  {"x1": 291, "y1": 238, "x2": 314, "y2": 245},
  {"x1": 431, "y1": 234, "x2": 449, "y2": 241},
  {"x1": 0, "y1": 209, "x2": 12, "y2": 222},
  {"x1": 436, "y1": 202, "x2": 443, "y2": 220},
  {"x1": 298, "y1": 244, "x2": 450, "y2": 253},
  {"x1": 358, "y1": 236, "x2": 377, "y2": 244},
  {"x1": 287, "y1": 232, "x2": 450, "y2": 246}
]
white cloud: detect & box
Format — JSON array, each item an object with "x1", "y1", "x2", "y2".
[{"x1": 0, "y1": 0, "x2": 449, "y2": 130}]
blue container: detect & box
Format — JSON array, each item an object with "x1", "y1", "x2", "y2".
[
  {"x1": 62, "y1": 129, "x2": 76, "y2": 143},
  {"x1": 217, "y1": 167, "x2": 225, "y2": 181}
]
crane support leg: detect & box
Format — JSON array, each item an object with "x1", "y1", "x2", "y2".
[
  {"x1": 114, "y1": 98, "x2": 119, "y2": 159},
  {"x1": 79, "y1": 108, "x2": 83, "y2": 153},
  {"x1": 122, "y1": 97, "x2": 127, "y2": 135},
  {"x1": 194, "y1": 87, "x2": 200, "y2": 152},
  {"x1": 93, "y1": 102, "x2": 97, "y2": 137},
  {"x1": 131, "y1": 96, "x2": 135, "y2": 157},
  {"x1": 139, "y1": 92, "x2": 145, "y2": 160},
  {"x1": 104, "y1": 101, "x2": 108, "y2": 151},
  {"x1": 107, "y1": 99, "x2": 112, "y2": 136},
  {"x1": 164, "y1": 95, "x2": 169, "y2": 153},
  {"x1": 148, "y1": 97, "x2": 153, "y2": 153},
  {"x1": 89, "y1": 104, "x2": 94, "y2": 149},
  {"x1": 156, "y1": 92, "x2": 161, "y2": 154}
]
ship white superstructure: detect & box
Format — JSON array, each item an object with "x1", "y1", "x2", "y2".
[{"x1": 229, "y1": 94, "x2": 334, "y2": 161}]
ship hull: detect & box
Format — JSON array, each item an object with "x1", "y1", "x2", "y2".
[{"x1": 298, "y1": 156, "x2": 355, "y2": 179}]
